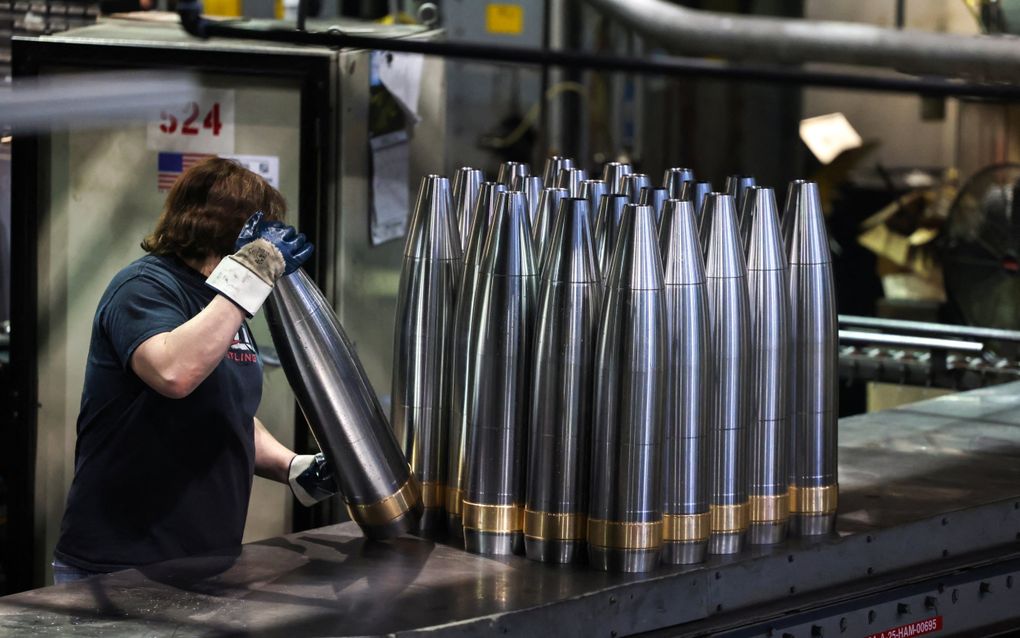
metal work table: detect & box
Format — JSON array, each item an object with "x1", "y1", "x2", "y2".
[{"x1": 3, "y1": 384, "x2": 1020, "y2": 637}]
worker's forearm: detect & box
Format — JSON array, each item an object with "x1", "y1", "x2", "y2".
[
  {"x1": 131, "y1": 295, "x2": 245, "y2": 398},
  {"x1": 254, "y1": 417, "x2": 295, "y2": 484}
]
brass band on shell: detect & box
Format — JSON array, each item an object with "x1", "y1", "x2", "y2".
[
  {"x1": 419, "y1": 481, "x2": 445, "y2": 509},
  {"x1": 523, "y1": 509, "x2": 587, "y2": 541},
  {"x1": 749, "y1": 493, "x2": 790, "y2": 523},
  {"x1": 709, "y1": 503, "x2": 750, "y2": 533},
  {"x1": 346, "y1": 474, "x2": 422, "y2": 527},
  {"x1": 462, "y1": 501, "x2": 522, "y2": 533},
  {"x1": 789, "y1": 484, "x2": 839, "y2": 514},
  {"x1": 662, "y1": 512, "x2": 710, "y2": 542},
  {"x1": 587, "y1": 518, "x2": 663, "y2": 550},
  {"x1": 445, "y1": 487, "x2": 463, "y2": 515}
]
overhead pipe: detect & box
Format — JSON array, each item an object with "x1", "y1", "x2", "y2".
[{"x1": 583, "y1": 0, "x2": 1020, "y2": 83}]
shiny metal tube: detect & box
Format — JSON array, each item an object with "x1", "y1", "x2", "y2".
[
  {"x1": 452, "y1": 167, "x2": 484, "y2": 253},
  {"x1": 745, "y1": 187, "x2": 790, "y2": 545},
  {"x1": 462, "y1": 191, "x2": 538, "y2": 555},
  {"x1": 266, "y1": 270, "x2": 422, "y2": 539},
  {"x1": 602, "y1": 161, "x2": 633, "y2": 194},
  {"x1": 782, "y1": 180, "x2": 838, "y2": 537},
  {"x1": 638, "y1": 186, "x2": 669, "y2": 225},
  {"x1": 582, "y1": 0, "x2": 1020, "y2": 82},
  {"x1": 391, "y1": 176, "x2": 462, "y2": 537},
  {"x1": 446, "y1": 182, "x2": 507, "y2": 537},
  {"x1": 532, "y1": 187, "x2": 569, "y2": 273},
  {"x1": 542, "y1": 156, "x2": 574, "y2": 188},
  {"x1": 588, "y1": 203, "x2": 666, "y2": 572},
  {"x1": 704, "y1": 192, "x2": 751, "y2": 555},
  {"x1": 521, "y1": 175, "x2": 543, "y2": 224},
  {"x1": 594, "y1": 194, "x2": 630, "y2": 283},
  {"x1": 580, "y1": 179, "x2": 607, "y2": 229},
  {"x1": 498, "y1": 161, "x2": 530, "y2": 188},
  {"x1": 663, "y1": 167, "x2": 695, "y2": 199},
  {"x1": 660, "y1": 198, "x2": 710, "y2": 564},
  {"x1": 557, "y1": 167, "x2": 589, "y2": 197},
  {"x1": 622, "y1": 173, "x2": 652, "y2": 204},
  {"x1": 680, "y1": 180, "x2": 712, "y2": 219},
  {"x1": 525, "y1": 197, "x2": 599, "y2": 563},
  {"x1": 725, "y1": 175, "x2": 756, "y2": 248}
]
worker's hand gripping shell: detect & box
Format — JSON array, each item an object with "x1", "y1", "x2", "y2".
[
  {"x1": 288, "y1": 453, "x2": 339, "y2": 507},
  {"x1": 205, "y1": 211, "x2": 314, "y2": 317}
]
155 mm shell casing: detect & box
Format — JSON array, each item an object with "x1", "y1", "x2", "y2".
[
  {"x1": 498, "y1": 161, "x2": 530, "y2": 188},
  {"x1": 525, "y1": 197, "x2": 599, "y2": 563},
  {"x1": 602, "y1": 161, "x2": 633, "y2": 193},
  {"x1": 588, "y1": 203, "x2": 666, "y2": 572},
  {"x1": 660, "y1": 198, "x2": 711, "y2": 565},
  {"x1": 446, "y1": 182, "x2": 507, "y2": 537},
  {"x1": 463, "y1": 191, "x2": 538, "y2": 555},
  {"x1": 622, "y1": 173, "x2": 652, "y2": 204},
  {"x1": 594, "y1": 194, "x2": 630, "y2": 283},
  {"x1": 704, "y1": 193, "x2": 751, "y2": 555},
  {"x1": 267, "y1": 270, "x2": 422, "y2": 539},
  {"x1": 543, "y1": 156, "x2": 574, "y2": 188},
  {"x1": 452, "y1": 167, "x2": 483, "y2": 253},
  {"x1": 663, "y1": 167, "x2": 695, "y2": 199},
  {"x1": 521, "y1": 175, "x2": 543, "y2": 224},
  {"x1": 639, "y1": 186, "x2": 669, "y2": 225},
  {"x1": 532, "y1": 187, "x2": 569, "y2": 272},
  {"x1": 680, "y1": 180, "x2": 712, "y2": 229},
  {"x1": 391, "y1": 176, "x2": 462, "y2": 536},
  {"x1": 745, "y1": 187, "x2": 791, "y2": 545},
  {"x1": 580, "y1": 179, "x2": 607, "y2": 228},
  {"x1": 782, "y1": 180, "x2": 839, "y2": 536},
  {"x1": 557, "y1": 167, "x2": 589, "y2": 197}
]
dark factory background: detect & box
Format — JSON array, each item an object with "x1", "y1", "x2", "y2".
[{"x1": 1, "y1": 0, "x2": 1019, "y2": 635}]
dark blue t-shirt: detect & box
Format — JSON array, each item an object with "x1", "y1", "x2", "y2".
[{"x1": 55, "y1": 254, "x2": 263, "y2": 572}]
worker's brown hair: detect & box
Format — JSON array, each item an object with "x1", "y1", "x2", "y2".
[{"x1": 141, "y1": 157, "x2": 287, "y2": 260}]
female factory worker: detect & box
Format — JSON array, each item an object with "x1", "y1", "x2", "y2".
[{"x1": 53, "y1": 158, "x2": 335, "y2": 584}]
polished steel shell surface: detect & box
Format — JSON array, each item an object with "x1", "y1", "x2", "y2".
[
  {"x1": 521, "y1": 175, "x2": 543, "y2": 224},
  {"x1": 663, "y1": 167, "x2": 695, "y2": 199},
  {"x1": 660, "y1": 198, "x2": 711, "y2": 565},
  {"x1": 498, "y1": 161, "x2": 530, "y2": 188},
  {"x1": 452, "y1": 167, "x2": 484, "y2": 253},
  {"x1": 782, "y1": 180, "x2": 839, "y2": 537},
  {"x1": 594, "y1": 194, "x2": 630, "y2": 283},
  {"x1": 745, "y1": 187, "x2": 791, "y2": 545},
  {"x1": 680, "y1": 180, "x2": 712, "y2": 229},
  {"x1": 704, "y1": 193, "x2": 751, "y2": 555},
  {"x1": 532, "y1": 187, "x2": 569, "y2": 273},
  {"x1": 622, "y1": 173, "x2": 652, "y2": 204},
  {"x1": 391, "y1": 176, "x2": 463, "y2": 536},
  {"x1": 267, "y1": 270, "x2": 422, "y2": 540},
  {"x1": 580, "y1": 179, "x2": 607, "y2": 229},
  {"x1": 446, "y1": 182, "x2": 507, "y2": 537},
  {"x1": 462, "y1": 191, "x2": 538, "y2": 555},
  {"x1": 638, "y1": 186, "x2": 669, "y2": 225},
  {"x1": 588, "y1": 203, "x2": 666, "y2": 573},
  {"x1": 542, "y1": 155, "x2": 574, "y2": 188},
  {"x1": 525, "y1": 197, "x2": 600, "y2": 563},
  {"x1": 557, "y1": 167, "x2": 589, "y2": 197},
  {"x1": 601, "y1": 161, "x2": 633, "y2": 194}
]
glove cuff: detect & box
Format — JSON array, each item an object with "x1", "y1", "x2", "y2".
[
  {"x1": 206, "y1": 255, "x2": 274, "y2": 318},
  {"x1": 289, "y1": 454, "x2": 328, "y2": 507}
]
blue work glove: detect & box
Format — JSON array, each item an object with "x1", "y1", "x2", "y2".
[
  {"x1": 288, "y1": 452, "x2": 339, "y2": 507},
  {"x1": 206, "y1": 211, "x2": 315, "y2": 317}
]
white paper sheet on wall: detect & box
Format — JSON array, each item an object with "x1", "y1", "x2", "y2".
[
  {"x1": 370, "y1": 129, "x2": 410, "y2": 246},
  {"x1": 222, "y1": 154, "x2": 280, "y2": 188},
  {"x1": 374, "y1": 51, "x2": 424, "y2": 121}
]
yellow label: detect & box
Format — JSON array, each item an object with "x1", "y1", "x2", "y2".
[{"x1": 486, "y1": 3, "x2": 524, "y2": 35}]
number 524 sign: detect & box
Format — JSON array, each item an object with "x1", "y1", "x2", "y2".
[{"x1": 147, "y1": 89, "x2": 236, "y2": 154}]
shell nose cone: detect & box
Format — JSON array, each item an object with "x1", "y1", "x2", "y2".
[
  {"x1": 521, "y1": 175, "x2": 543, "y2": 221},
  {"x1": 663, "y1": 167, "x2": 695, "y2": 199},
  {"x1": 725, "y1": 174, "x2": 757, "y2": 208},
  {"x1": 705, "y1": 193, "x2": 746, "y2": 279},
  {"x1": 681, "y1": 180, "x2": 712, "y2": 224},
  {"x1": 622, "y1": 173, "x2": 652, "y2": 204},
  {"x1": 557, "y1": 167, "x2": 589, "y2": 197},
  {"x1": 544, "y1": 197, "x2": 598, "y2": 284},
  {"x1": 465, "y1": 182, "x2": 508, "y2": 270},
  {"x1": 595, "y1": 193, "x2": 630, "y2": 278},
  {"x1": 542, "y1": 155, "x2": 574, "y2": 188},
  {"x1": 481, "y1": 190, "x2": 537, "y2": 277},
  {"x1": 405, "y1": 175, "x2": 462, "y2": 261},
  {"x1": 639, "y1": 186, "x2": 669, "y2": 224},
  {"x1": 498, "y1": 161, "x2": 531, "y2": 187},
  {"x1": 580, "y1": 179, "x2": 607, "y2": 220},
  {"x1": 453, "y1": 168, "x2": 484, "y2": 252},
  {"x1": 661, "y1": 199, "x2": 705, "y2": 286},
  {"x1": 607, "y1": 204, "x2": 664, "y2": 291},
  {"x1": 783, "y1": 180, "x2": 831, "y2": 266},
  {"x1": 532, "y1": 187, "x2": 569, "y2": 269},
  {"x1": 601, "y1": 161, "x2": 633, "y2": 194},
  {"x1": 746, "y1": 187, "x2": 787, "y2": 273}
]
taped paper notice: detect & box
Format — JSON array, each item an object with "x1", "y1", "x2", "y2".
[
  {"x1": 370, "y1": 130, "x2": 410, "y2": 246},
  {"x1": 222, "y1": 154, "x2": 280, "y2": 188},
  {"x1": 374, "y1": 51, "x2": 424, "y2": 120}
]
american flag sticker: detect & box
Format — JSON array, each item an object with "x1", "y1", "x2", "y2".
[{"x1": 157, "y1": 152, "x2": 212, "y2": 191}]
